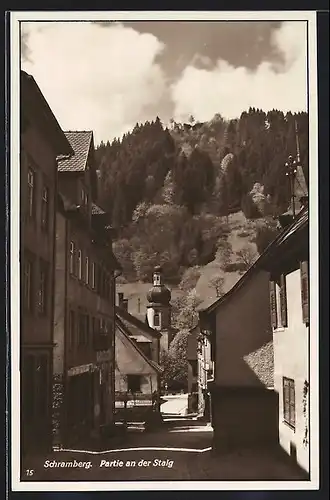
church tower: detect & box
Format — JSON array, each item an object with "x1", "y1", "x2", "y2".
[{"x1": 146, "y1": 266, "x2": 172, "y2": 351}]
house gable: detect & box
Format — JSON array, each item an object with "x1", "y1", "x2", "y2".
[{"x1": 115, "y1": 326, "x2": 160, "y2": 376}]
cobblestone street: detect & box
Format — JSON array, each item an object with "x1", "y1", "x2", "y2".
[{"x1": 22, "y1": 414, "x2": 306, "y2": 483}]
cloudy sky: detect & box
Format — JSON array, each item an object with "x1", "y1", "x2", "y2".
[{"x1": 21, "y1": 19, "x2": 308, "y2": 145}]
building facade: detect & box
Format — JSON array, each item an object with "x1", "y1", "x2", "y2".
[
  {"x1": 115, "y1": 298, "x2": 163, "y2": 425},
  {"x1": 20, "y1": 71, "x2": 74, "y2": 454},
  {"x1": 53, "y1": 131, "x2": 121, "y2": 448},
  {"x1": 199, "y1": 266, "x2": 277, "y2": 452},
  {"x1": 187, "y1": 324, "x2": 213, "y2": 418},
  {"x1": 261, "y1": 209, "x2": 309, "y2": 475}
]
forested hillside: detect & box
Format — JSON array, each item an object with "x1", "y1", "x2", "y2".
[{"x1": 95, "y1": 108, "x2": 308, "y2": 284}]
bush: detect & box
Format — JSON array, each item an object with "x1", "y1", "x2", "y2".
[
  {"x1": 241, "y1": 194, "x2": 261, "y2": 219},
  {"x1": 179, "y1": 266, "x2": 201, "y2": 292},
  {"x1": 255, "y1": 224, "x2": 280, "y2": 254},
  {"x1": 237, "y1": 230, "x2": 251, "y2": 238},
  {"x1": 222, "y1": 261, "x2": 248, "y2": 273}
]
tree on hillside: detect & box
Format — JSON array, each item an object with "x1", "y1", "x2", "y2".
[
  {"x1": 172, "y1": 289, "x2": 203, "y2": 331},
  {"x1": 216, "y1": 239, "x2": 233, "y2": 268},
  {"x1": 160, "y1": 329, "x2": 190, "y2": 390},
  {"x1": 241, "y1": 193, "x2": 261, "y2": 219},
  {"x1": 235, "y1": 243, "x2": 258, "y2": 271},
  {"x1": 209, "y1": 272, "x2": 225, "y2": 297},
  {"x1": 179, "y1": 266, "x2": 201, "y2": 292},
  {"x1": 254, "y1": 220, "x2": 280, "y2": 254}
]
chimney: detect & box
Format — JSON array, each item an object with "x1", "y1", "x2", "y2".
[
  {"x1": 118, "y1": 292, "x2": 124, "y2": 308},
  {"x1": 122, "y1": 299, "x2": 128, "y2": 311}
]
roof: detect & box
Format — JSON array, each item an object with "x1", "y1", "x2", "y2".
[
  {"x1": 116, "y1": 316, "x2": 163, "y2": 373},
  {"x1": 58, "y1": 131, "x2": 93, "y2": 172},
  {"x1": 21, "y1": 71, "x2": 74, "y2": 157},
  {"x1": 92, "y1": 203, "x2": 106, "y2": 215},
  {"x1": 199, "y1": 208, "x2": 308, "y2": 315},
  {"x1": 129, "y1": 335, "x2": 152, "y2": 343},
  {"x1": 116, "y1": 306, "x2": 161, "y2": 339}
]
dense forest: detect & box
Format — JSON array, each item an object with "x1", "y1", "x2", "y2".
[{"x1": 95, "y1": 108, "x2": 308, "y2": 283}]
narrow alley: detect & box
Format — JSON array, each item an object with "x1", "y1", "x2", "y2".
[{"x1": 22, "y1": 394, "x2": 306, "y2": 483}]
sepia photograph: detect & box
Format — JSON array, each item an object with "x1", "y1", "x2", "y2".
[{"x1": 9, "y1": 10, "x2": 319, "y2": 492}]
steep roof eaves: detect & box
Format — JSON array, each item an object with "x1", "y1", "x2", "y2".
[
  {"x1": 116, "y1": 306, "x2": 161, "y2": 339},
  {"x1": 116, "y1": 316, "x2": 163, "y2": 373},
  {"x1": 58, "y1": 131, "x2": 93, "y2": 172}
]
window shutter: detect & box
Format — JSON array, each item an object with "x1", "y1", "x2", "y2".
[
  {"x1": 300, "y1": 261, "x2": 309, "y2": 324},
  {"x1": 283, "y1": 378, "x2": 289, "y2": 423},
  {"x1": 289, "y1": 381, "x2": 296, "y2": 428},
  {"x1": 269, "y1": 281, "x2": 278, "y2": 329},
  {"x1": 279, "y1": 274, "x2": 288, "y2": 327}
]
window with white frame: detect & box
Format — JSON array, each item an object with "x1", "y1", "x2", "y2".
[
  {"x1": 283, "y1": 377, "x2": 295, "y2": 429},
  {"x1": 77, "y1": 250, "x2": 82, "y2": 280},
  {"x1": 41, "y1": 185, "x2": 49, "y2": 231},
  {"x1": 27, "y1": 167, "x2": 35, "y2": 218},
  {"x1": 69, "y1": 242, "x2": 75, "y2": 275},
  {"x1": 85, "y1": 256, "x2": 89, "y2": 285},
  {"x1": 38, "y1": 260, "x2": 48, "y2": 315},
  {"x1": 23, "y1": 255, "x2": 33, "y2": 312},
  {"x1": 91, "y1": 262, "x2": 96, "y2": 289}
]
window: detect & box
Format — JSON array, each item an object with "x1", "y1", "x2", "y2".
[
  {"x1": 81, "y1": 187, "x2": 88, "y2": 206},
  {"x1": 91, "y1": 316, "x2": 96, "y2": 343},
  {"x1": 85, "y1": 314, "x2": 90, "y2": 345},
  {"x1": 127, "y1": 375, "x2": 142, "y2": 393},
  {"x1": 41, "y1": 185, "x2": 49, "y2": 230},
  {"x1": 37, "y1": 260, "x2": 48, "y2": 315},
  {"x1": 279, "y1": 274, "x2": 288, "y2": 328},
  {"x1": 300, "y1": 261, "x2": 309, "y2": 324},
  {"x1": 78, "y1": 313, "x2": 86, "y2": 346},
  {"x1": 139, "y1": 342, "x2": 151, "y2": 359},
  {"x1": 69, "y1": 242, "x2": 75, "y2": 275},
  {"x1": 77, "y1": 250, "x2": 82, "y2": 280},
  {"x1": 97, "y1": 265, "x2": 103, "y2": 294},
  {"x1": 85, "y1": 256, "x2": 89, "y2": 285},
  {"x1": 269, "y1": 281, "x2": 278, "y2": 329},
  {"x1": 283, "y1": 377, "x2": 295, "y2": 429},
  {"x1": 154, "y1": 312, "x2": 161, "y2": 327},
  {"x1": 91, "y1": 262, "x2": 96, "y2": 289},
  {"x1": 23, "y1": 256, "x2": 33, "y2": 312},
  {"x1": 68, "y1": 310, "x2": 76, "y2": 350},
  {"x1": 27, "y1": 167, "x2": 35, "y2": 218},
  {"x1": 189, "y1": 360, "x2": 198, "y2": 378}
]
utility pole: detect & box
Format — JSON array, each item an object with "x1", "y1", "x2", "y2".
[
  {"x1": 285, "y1": 155, "x2": 298, "y2": 219},
  {"x1": 285, "y1": 119, "x2": 301, "y2": 219}
]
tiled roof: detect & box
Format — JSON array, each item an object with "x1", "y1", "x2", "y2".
[
  {"x1": 91, "y1": 203, "x2": 106, "y2": 215},
  {"x1": 58, "y1": 131, "x2": 93, "y2": 172},
  {"x1": 116, "y1": 306, "x2": 161, "y2": 339}
]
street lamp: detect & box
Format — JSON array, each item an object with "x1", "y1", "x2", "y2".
[{"x1": 285, "y1": 155, "x2": 298, "y2": 218}]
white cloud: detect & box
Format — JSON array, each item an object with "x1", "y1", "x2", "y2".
[
  {"x1": 21, "y1": 22, "x2": 166, "y2": 144},
  {"x1": 171, "y1": 22, "x2": 308, "y2": 122}
]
